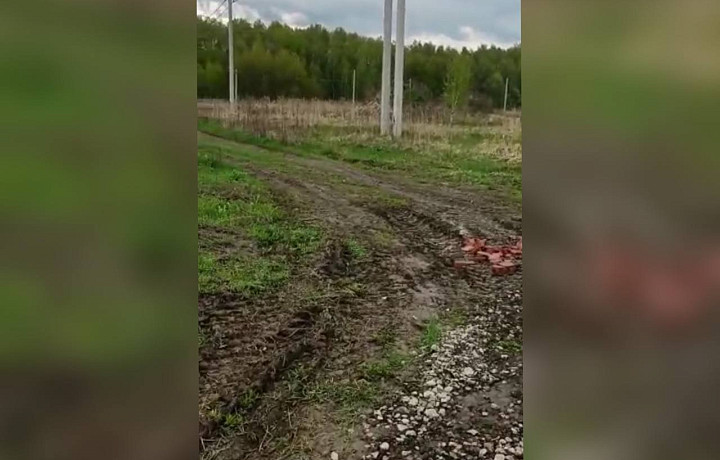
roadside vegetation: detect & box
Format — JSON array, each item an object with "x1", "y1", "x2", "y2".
[
  {"x1": 198, "y1": 144, "x2": 322, "y2": 296},
  {"x1": 198, "y1": 114, "x2": 521, "y2": 202}
]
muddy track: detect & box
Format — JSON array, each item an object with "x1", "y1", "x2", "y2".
[
  {"x1": 198, "y1": 132, "x2": 522, "y2": 460},
  {"x1": 280, "y1": 154, "x2": 521, "y2": 237}
]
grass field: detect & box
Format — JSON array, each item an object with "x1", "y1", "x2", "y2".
[
  {"x1": 198, "y1": 145, "x2": 322, "y2": 295},
  {"x1": 197, "y1": 100, "x2": 522, "y2": 460},
  {"x1": 198, "y1": 113, "x2": 521, "y2": 201}
]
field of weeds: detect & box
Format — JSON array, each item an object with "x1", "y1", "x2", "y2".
[{"x1": 198, "y1": 99, "x2": 521, "y2": 165}]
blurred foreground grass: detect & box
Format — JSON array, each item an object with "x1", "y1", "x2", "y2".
[
  {"x1": 524, "y1": 1, "x2": 720, "y2": 459},
  {"x1": 0, "y1": 1, "x2": 196, "y2": 459}
]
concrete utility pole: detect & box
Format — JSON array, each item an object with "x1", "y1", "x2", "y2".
[
  {"x1": 352, "y1": 68, "x2": 357, "y2": 120},
  {"x1": 228, "y1": 0, "x2": 235, "y2": 104},
  {"x1": 352, "y1": 69, "x2": 357, "y2": 105},
  {"x1": 392, "y1": 0, "x2": 406, "y2": 138},
  {"x1": 503, "y1": 77, "x2": 509, "y2": 112},
  {"x1": 380, "y1": 0, "x2": 393, "y2": 135}
]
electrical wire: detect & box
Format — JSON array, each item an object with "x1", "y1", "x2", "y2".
[{"x1": 207, "y1": 0, "x2": 229, "y2": 20}]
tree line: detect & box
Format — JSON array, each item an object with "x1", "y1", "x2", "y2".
[{"x1": 197, "y1": 17, "x2": 521, "y2": 111}]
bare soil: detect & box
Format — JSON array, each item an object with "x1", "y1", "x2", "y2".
[{"x1": 198, "y1": 132, "x2": 522, "y2": 460}]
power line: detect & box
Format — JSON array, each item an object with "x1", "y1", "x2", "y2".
[{"x1": 207, "y1": 0, "x2": 228, "y2": 20}]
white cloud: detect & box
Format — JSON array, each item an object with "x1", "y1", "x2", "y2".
[
  {"x1": 196, "y1": 1, "x2": 262, "y2": 23},
  {"x1": 197, "y1": 0, "x2": 521, "y2": 49},
  {"x1": 410, "y1": 26, "x2": 516, "y2": 50},
  {"x1": 236, "y1": 5, "x2": 262, "y2": 22},
  {"x1": 272, "y1": 8, "x2": 310, "y2": 28}
]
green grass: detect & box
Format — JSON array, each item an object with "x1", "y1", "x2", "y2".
[
  {"x1": 198, "y1": 195, "x2": 244, "y2": 227},
  {"x1": 345, "y1": 238, "x2": 368, "y2": 259},
  {"x1": 280, "y1": 347, "x2": 409, "y2": 419},
  {"x1": 250, "y1": 223, "x2": 321, "y2": 255},
  {"x1": 197, "y1": 149, "x2": 284, "y2": 229},
  {"x1": 284, "y1": 363, "x2": 379, "y2": 419},
  {"x1": 197, "y1": 143, "x2": 322, "y2": 295},
  {"x1": 371, "y1": 229, "x2": 397, "y2": 248},
  {"x1": 207, "y1": 408, "x2": 246, "y2": 434},
  {"x1": 198, "y1": 326, "x2": 207, "y2": 347},
  {"x1": 198, "y1": 118, "x2": 287, "y2": 152},
  {"x1": 198, "y1": 251, "x2": 289, "y2": 295},
  {"x1": 310, "y1": 379, "x2": 379, "y2": 417},
  {"x1": 198, "y1": 118, "x2": 522, "y2": 201},
  {"x1": 361, "y1": 350, "x2": 410, "y2": 382},
  {"x1": 496, "y1": 339, "x2": 522, "y2": 355},
  {"x1": 445, "y1": 309, "x2": 468, "y2": 328},
  {"x1": 237, "y1": 388, "x2": 259, "y2": 410},
  {"x1": 372, "y1": 326, "x2": 398, "y2": 349},
  {"x1": 420, "y1": 318, "x2": 442, "y2": 349}
]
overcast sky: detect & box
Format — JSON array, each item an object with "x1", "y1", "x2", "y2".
[{"x1": 197, "y1": 0, "x2": 520, "y2": 49}]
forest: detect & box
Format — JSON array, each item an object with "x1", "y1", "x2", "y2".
[{"x1": 197, "y1": 17, "x2": 521, "y2": 110}]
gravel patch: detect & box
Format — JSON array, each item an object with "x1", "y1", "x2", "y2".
[{"x1": 359, "y1": 290, "x2": 523, "y2": 460}]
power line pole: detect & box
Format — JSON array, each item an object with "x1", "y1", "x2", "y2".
[
  {"x1": 352, "y1": 68, "x2": 357, "y2": 120},
  {"x1": 235, "y1": 69, "x2": 239, "y2": 102},
  {"x1": 228, "y1": 0, "x2": 235, "y2": 104},
  {"x1": 392, "y1": 0, "x2": 406, "y2": 139},
  {"x1": 352, "y1": 69, "x2": 357, "y2": 105},
  {"x1": 503, "y1": 77, "x2": 509, "y2": 112},
  {"x1": 380, "y1": 0, "x2": 393, "y2": 135}
]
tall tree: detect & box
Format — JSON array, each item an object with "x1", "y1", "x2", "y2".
[
  {"x1": 444, "y1": 54, "x2": 473, "y2": 122},
  {"x1": 196, "y1": 16, "x2": 521, "y2": 110}
]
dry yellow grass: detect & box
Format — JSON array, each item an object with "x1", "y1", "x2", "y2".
[{"x1": 198, "y1": 98, "x2": 521, "y2": 164}]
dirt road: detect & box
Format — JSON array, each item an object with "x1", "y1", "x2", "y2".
[{"x1": 198, "y1": 132, "x2": 522, "y2": 460}]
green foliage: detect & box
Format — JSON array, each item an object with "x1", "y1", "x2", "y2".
[
  {"x1": 250, "y1": 223, "x2": 321, "y2": 255},
  {"x1": 197, "y1": 144, "x2": 323, "y2": 295},
  {"x1": 237, "y1": 389, "x2": 259, "y2": 410},
  {"x1": 198, "y1": 251, "x2": 289, "y2": 295},
  {"x1": 285, "y1": 363, "x2": 378, "y2": 416},
  {"x1": 208, "y1": 408, "x2": 245, "y2": 433},
  {"x1": 444, "y1": 54, "x2": 473, "y2": 117},
  {"x1": 421, "y1": 318, "x2": 442, "y2": 349},
  {"x1": 445, "y1": 309, "x2": 468, "y2": 328},
  {"x1": 497, "y1": 339, "x2": 522, "y2": 355},
  {"x1": 372, "y1": 326, "x2": 398, "y2": 349},
  {"x1": 345, "y1": 238, "x2": 368, "y2": 259},
  {"x1": 198, "y1": 195, "x2": 242, "y2": 227},
  {"x1": 221, "y1": 413, "x2": 244, "y2": 430},
  {"x1": 200, "y1": 121, "x2": 522, "y2": 201},
  {"x1": 197, "y1": 17, "x2": 521, "y2": 108},
  {"x1": 361, "y1": 351, "x2": 409, "y2": 381},
  {"x1": 198, "y1": 326, "x2": 207, "y2": 347},
  {"x1": 310, "y1": 379, "x2": 379, "y2": 416}
]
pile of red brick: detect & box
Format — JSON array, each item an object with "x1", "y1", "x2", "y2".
[{"x1": 454, "y1": 236, "x2": 522, "y2": 275}]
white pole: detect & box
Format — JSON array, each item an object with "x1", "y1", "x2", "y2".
[
  {"x1": 392, "y1": 0, "x2": 406, "y2": 139},
  {"x1": 352, "y1": 68, "x2": 357, "y2": 120},
  {"x1": 503, "y1": 77, "x2": 509, "y2": 112},
  {"x1": 228, "y1": 0, "x2": 235, "y2": 104},
  {"x1": 352, "y1": 69, "x2": 357, "y2": 105},
  {"x1": 380, "y1": 0, "x2": 393, "y2": 135}
]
